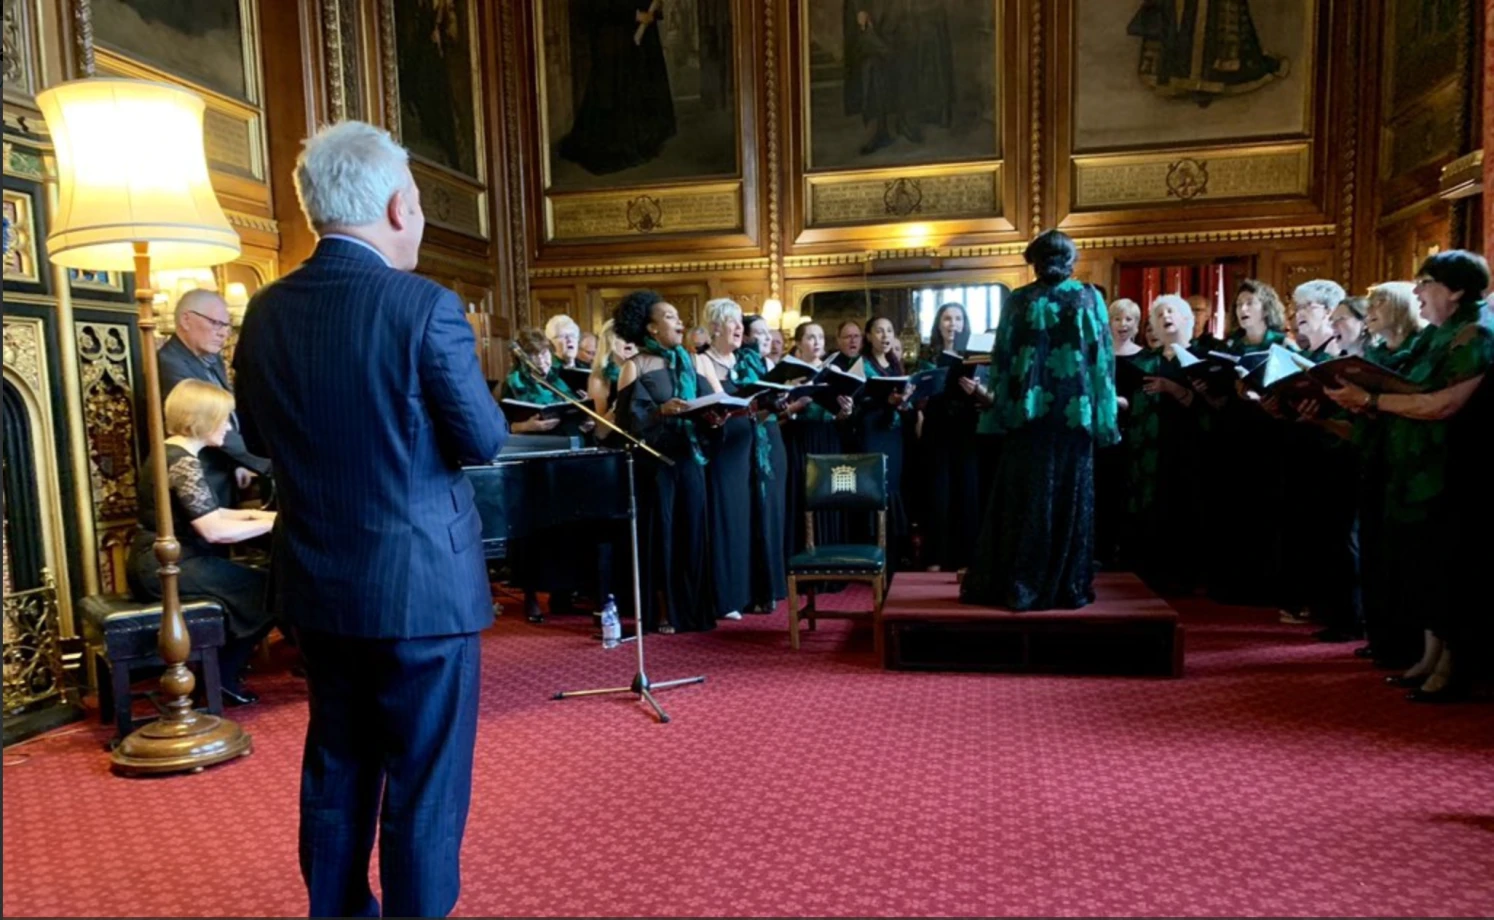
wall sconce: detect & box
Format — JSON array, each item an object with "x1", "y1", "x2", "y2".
[
  {"x1": 224, "y1": 281, "x2": 249, "y2": 325},
  {"x1": 761, "y1": 297, "x2": 783, "y2": 328},
  {"x1": 780, "y1": 307, "x2": 801, "y2": 331}
]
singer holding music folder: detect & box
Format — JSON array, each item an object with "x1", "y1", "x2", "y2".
[
  {"x1": 499, "y1": 329, "x2": 593, "y2": 437},
  {"x1": 614, "y1": 290, "x2": 717, "y2": 634}
]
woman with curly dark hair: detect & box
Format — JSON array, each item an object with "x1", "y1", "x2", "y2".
[{"x1": 613, "y1": 290, "x2": 715, "y2": 634}]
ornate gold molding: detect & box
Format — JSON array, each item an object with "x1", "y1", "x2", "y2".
[
  {"x1": 377, "y1": 0, "x2": 400, "y2": 133},
  {"x1": 1337, "y1": 0, "x2": 1359, "y2": 286},
  {"x1": 3, "y1": 138, "x2": 44, "y2": 181},
  {"x1": 1071, "y1": 224, "x2": 1337, "y2": 249},
  {"x1": 1028, "y1": 0, "x2": 1042, "y2": 236},
  {"x1": 412, "y1": 164, "x2": 489, "y2": 240},
  {"x1": 1439, "y1": 149, "x2": 1484, "y2": 199},
  {"x1": 764, "y1": 0, "x2": 782, "y2": 299},
  {"x1": 3, "y1": 188, "x2": 40, "y2": 283},
  {"x1": 2, "y1": 315, "x2": 76, "y2": 634},
  {"x1": 530, "y1": 257, "x2": 771, "y2": 280},
  {"x1": 498, "y1": 0, "x2": 528, "y2": 323},
  {"x1": 70, "y1": 0, "x2": 95, "y2": 77},
  {"x1": 224, "y1": 210, "x2": 279, "y2": 236}
]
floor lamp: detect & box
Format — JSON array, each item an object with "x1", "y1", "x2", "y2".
[{"x1": 37, "y1": 78, "x2": 252, "y2": 775}]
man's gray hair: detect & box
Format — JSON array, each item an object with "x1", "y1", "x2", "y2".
[
  {"x1": 294, "y1": 121, "x2": 410, "y2": 229},
  {"x1": 1293, "y1": 279, "x2": 1347, "y2": 311},
  {"x1": 703, "y1": 297, "x2": 743, "y2": 332},
  {"x1": 174, "y1": 287, "x2": 227, "y2": 325},
  {"x1": 1149, "y1": 294, "x2": 1196, "y2": 341},
  {"x1": 544, "y1": 314, "x2": 581, "y2": 340}
]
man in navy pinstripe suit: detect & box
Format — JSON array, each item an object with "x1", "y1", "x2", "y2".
[{"x1": 233, "y1": 121, "x2": 507, "y2": 918}]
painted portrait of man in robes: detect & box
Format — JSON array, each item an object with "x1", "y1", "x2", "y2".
[
  {"x1": 1125, "y1": 0, "x2": 1289, "y2": 107},
  {"x1": 1071, "y1": 0, "x2": 1312, "y2": 151},
  {"x1": 394, "y1": 0, "x2": 481, "y2": 179},
  {"x1": 805, "y1": 0, "x2": 997, "y2": 171},
  {"x1": 544, "y1": 0, "x2": 738, "y2": 191}
]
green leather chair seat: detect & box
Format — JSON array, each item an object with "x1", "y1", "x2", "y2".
[{"x1": 788, "y1": 544, "x2": 885, "y2": 574}]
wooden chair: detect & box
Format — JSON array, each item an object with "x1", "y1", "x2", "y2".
[{"x1": 786, "y1": 453, "x2": 889, "y2": 658}]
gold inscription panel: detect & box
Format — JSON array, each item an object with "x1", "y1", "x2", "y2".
[
  {"x1": 1073, "y1": 145, "x2": 1311, "y2": 210},
  {"x1": 806, "y1": 165, "x2": 1002, "y2": 228},
  {"x1": 548, "y1": 184, "x2": 743, "y2": 241},
  {"x1": 413, "y1": 166, "x2": 488, "y2": 240}
]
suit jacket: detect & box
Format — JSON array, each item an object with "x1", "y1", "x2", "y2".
[
  {"x1": 233, "y1": 238, "x2": 508, "y2": 638},
  {"x1": 157, "y1": 335, "x2": 272, "y2": 503}
]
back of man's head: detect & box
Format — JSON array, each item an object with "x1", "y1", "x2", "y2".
[{"x1": 295, "y1": 121, "x2": 422, "y2": 269}]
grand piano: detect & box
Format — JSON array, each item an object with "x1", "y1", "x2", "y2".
[{"x1": 463, "y1": 436, "x2": 634, "y2": 560}]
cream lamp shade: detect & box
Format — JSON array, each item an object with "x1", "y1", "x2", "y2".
[
  {"x1": 781, "y1": 308, "x2": 801, "y2": 331},
  {"x1": 761, "y1": 297, "x2": 783, "y2": 328},
  {"x1": 36, "y1": 78, "x2": 241, "y2": 271}
]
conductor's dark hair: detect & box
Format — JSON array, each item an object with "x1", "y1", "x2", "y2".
[
  {"x1": 1418, "y1": 249, "x2": 1491, "y2": 306},
  {"x1": 1025, "y1": 229, "x2": 1078, "y2": 283},
  {"x1": 612, "y1": 289, "x2": 665, "y2": 346}
]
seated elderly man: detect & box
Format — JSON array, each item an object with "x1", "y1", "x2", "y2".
[
  {"x1": 157, "y1": 288, "x2": 271, "y2": 505},
  {"x1": 577, "y1": 331, "x2": 598, "y2": 367}
]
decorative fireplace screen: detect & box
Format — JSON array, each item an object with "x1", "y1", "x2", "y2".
[{"x1": 3, "y1": 570, "x2": 67, "y2": 717}]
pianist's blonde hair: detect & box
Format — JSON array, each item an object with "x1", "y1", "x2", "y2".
[{"x1": 164, "y1": 379, "x2": 235, "y2": 440}]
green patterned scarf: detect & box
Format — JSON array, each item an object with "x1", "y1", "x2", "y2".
[
  {"x1": 732, "y1": 342, "x2": 775, "y2": 496},
  {"x1": 643, "y1": 336, "x2": 705, "y2": 464},
  {"x1": 602, "y1": 356, "x2": 622, "y2": 385}
]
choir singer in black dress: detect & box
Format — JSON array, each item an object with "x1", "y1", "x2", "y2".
[
  {"x1": 614, "y1": 290, "x2": 717, "y2": 634},
  {"x1": 695, "y1": 298, "x2": 755, "y2": 622}
]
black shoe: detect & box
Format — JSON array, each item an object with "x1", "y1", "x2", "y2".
[
  {"x1": 1407, "y1": 684, "x2": 1469, "y2": 704},
  {"x1": 1353, "y1": 644, "x2": 1377, "y2": 659},
  {"x1": 525, "y1": 594, "x2": 544, "y2": 623},
  {"x1": 1385, "y1": 674, "x2": 1425, "y2": 688},
  {"x1": 222, "y1": 686, "x2": 260, "y2": 707}
]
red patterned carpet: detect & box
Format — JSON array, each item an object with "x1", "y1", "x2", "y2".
[{"x1": 4, "y1": 587, "x2": 1493, "y2": 917}]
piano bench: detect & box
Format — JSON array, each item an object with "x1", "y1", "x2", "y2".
[{"x1": 77, "y1": 594, "x2": 227, "y2": 748}]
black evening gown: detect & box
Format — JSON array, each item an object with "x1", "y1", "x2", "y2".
[
  {"x1": 702, "y1": 355, "x2": 753, "y2": 616},
  {"x1": 617, "y1": 362, "x2": 714, "y2": 633},
  {"x1": 1095, "y1": 350, "x2": 1146, "y2": 569},
  {"x1": 499, "y1": 376, "x2": 594, "y2": 609},
  {"x1": 962, "y1": 424, "x2": 1098, "y2": 610},
  {"x1": 850, "y1": 362, "x2": 909, "y2": 569},
  {"x1": 749, "y1": 417, "x2": 790, "y2": 609},
  {"x1": 782, "y1": 407, "x2": 848, "y2": 557},
  {"x1": 920, "y1": 381, "x2": 982, "y2": 570}
]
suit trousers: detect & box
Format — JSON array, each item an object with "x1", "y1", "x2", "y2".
[{"x1": 296, "y1": 629, "x2": 481, "y2": 918}]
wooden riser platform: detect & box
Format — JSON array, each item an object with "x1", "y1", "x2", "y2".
[{"x1": 881, "y1": 572, "x2": 1184, "y2": 677}]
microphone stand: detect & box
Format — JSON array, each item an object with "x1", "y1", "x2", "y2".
[{"x1": 506, "y1": 345, "x2": 704, "y2": 723}]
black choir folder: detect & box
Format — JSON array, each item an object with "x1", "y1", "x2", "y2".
[
  {"x1": 500, "y1": 397, "x2": 595, "y2": 423},
  {"x1": 1264, "y1": 352, "x2": 1428, "y2": 409},
  {"x1": 674, "y1": 390, "x2": 753, "y2": 421},
  {"x1": 556, "y1": 365, "x2": 592, "y2": 396},
  {"x1": 763, "y1": 356, "x2": 866, "y2": 411},
  {"x1": 862, "y1": 367, "x2": 946, "y2": 404},
  {"x1": 735, "y1": 379, "x2": 824, "y2": 405}
]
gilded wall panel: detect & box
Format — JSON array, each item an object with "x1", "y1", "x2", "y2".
[
  {"x1": 1072, "y1": 146, "x2": 1311, "y2": 210},
  {"x1": 549, "y1": 184, "x2": 743, "y2": 241},
  {"x1": 806, "y1": 165, "x2": 1002, "y2": 228}
]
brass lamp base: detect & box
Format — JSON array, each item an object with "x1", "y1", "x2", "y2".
[{"x1": 110, "y1": 711, "x2": 253, "y2": 776}]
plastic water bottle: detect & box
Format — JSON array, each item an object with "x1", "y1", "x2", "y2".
[{"x1": 600, "y1": 595, "x2": 621, "y2": 649}]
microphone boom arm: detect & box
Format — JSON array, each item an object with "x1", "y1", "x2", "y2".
[{"x1": 508, "y1": 343, "x2": 674, "y2": 467}]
